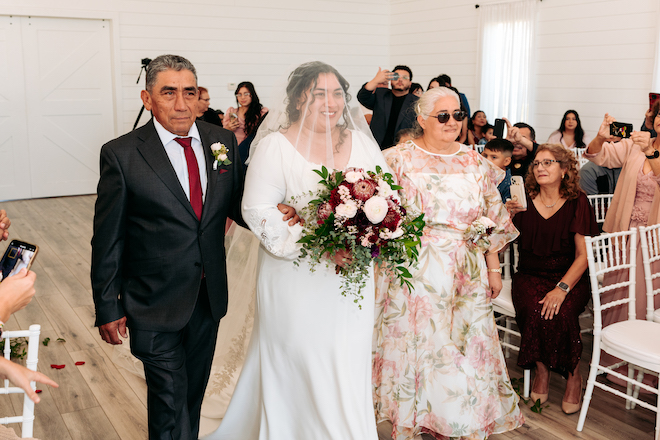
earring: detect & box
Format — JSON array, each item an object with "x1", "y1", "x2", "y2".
[{"x1": 562, "y1": 174, "x2": 565, "y2": 179}]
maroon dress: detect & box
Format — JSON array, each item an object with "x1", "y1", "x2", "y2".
[{"x1": 512, "y1": 192, "x2": 599, "y2": 378}]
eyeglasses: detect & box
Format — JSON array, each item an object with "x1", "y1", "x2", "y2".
[
  {"x1": 235, "y1": 92, "x2": 251, "y2": 98},
  {"x1": 424, "y1": 111, "x2": 467, "y2": 123},
  {"x1": 532, "y1": 159, "x2": 559, "y2": 168}
]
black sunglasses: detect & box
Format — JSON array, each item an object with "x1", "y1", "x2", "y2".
[{"x1": 425, "y1": 111, "x2": 467, "y2": 123}]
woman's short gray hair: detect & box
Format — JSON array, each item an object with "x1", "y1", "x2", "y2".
[
  {"x1": 415, "y1": 87, "x2": 460, "y2": 120},
  {"x1": 145, "y1": 54, "x2": 197, "y2": 91}
]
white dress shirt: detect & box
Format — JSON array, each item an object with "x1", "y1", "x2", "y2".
[{"x1": 153, "y1": 118, "x2": 208, "y2": 203}]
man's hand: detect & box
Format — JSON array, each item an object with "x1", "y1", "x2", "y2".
[
  {"x1": 365, "y1": 68, "x2": 392, "y2": 92},
  {"x1": 0, "y1": 210, "x2": 10, "y2": 241},
  {"x1": 277, "y1": 203, "x2": 303, "y2": 226},
  {"x1": 0, "y1": 357, "x2": 58, "y2": 403},
  {"x1": 0, "y1": 269, "x2": 36, "y2": 322},
  {"x1": 98, "y1": 316, "x2": 128, "y2": 345}
]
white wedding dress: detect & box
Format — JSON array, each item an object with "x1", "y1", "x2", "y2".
[{"x1": 202, "y1": 130, "x2": 385, "y2": 440}]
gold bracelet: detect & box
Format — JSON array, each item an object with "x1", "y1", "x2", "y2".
[{"x1": 487, "y1": 268, "x2": 502, "y2": 274}]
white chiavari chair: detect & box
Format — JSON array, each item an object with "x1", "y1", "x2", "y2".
[
  {"x1": 493, "y1": 245, "x2": 530, "y2": 399},
  {"x1": 587, "y1": 194, "x2": 614, "y2": 225},
  {"x1": 0, "y1": 324, "x2": 41, "y2": 438},
  {"x1": 639, "y1": 223, "x2": 660, "y2": 323},
  {"x1": 577, "y1": 230, "x2": 660, "y2": 439}
]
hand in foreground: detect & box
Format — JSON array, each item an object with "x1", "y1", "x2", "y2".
[
  {"x1": 226, "y1": 118, "x2": 240, "y2": 131},
  {"x1": 332, "y1": 248, "x2": 353, "y2": 270},
  {"x1": 539, "y1": 288, "x2": 567, "y2": 320},
  {"x1": 0, "y1": 210, "x2": 10, "y2": 241},
  {"x1": 596, "y1": 113, "x2": 621, "y2": 142},
  {"x1": 0, "y1": 357, "x2": 58, "y2": 403},
  {"x1": 0, "y1": 269, "x2": 36, "y2": 322},
  {"x1": 645, "y1": 108, "x2": 655, "y2": 130},
  {"x1": 487, "y1": 271, "x2": 503, "y2": 299},
  {"x1": 505, "y1": 200, "x2": 526, "y2": 217},
  {"x1": 631, "y1": 130, "x2": 653, "y2": 153},
  {"x1": 98, "y1": 316, "x2": 127, "y2": 345},
  {"x1": 277, "y1": 203, "x2": 303, "y2": 226}
]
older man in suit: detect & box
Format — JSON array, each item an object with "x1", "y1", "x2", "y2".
[
  {"x1": 357, "y1": 65, "x2": 419, "y2": 149},
  {"x1": 91, "y1": 55, "x2": 293, "y2": 440}
]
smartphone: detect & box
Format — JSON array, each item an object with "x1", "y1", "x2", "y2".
[
  {"x1": 610, "y1": 122, "x2": 633, "y2": 139},
  {"x1": 509, "y1": 176, "x2": 527, "y2": 210},
  {"x1": 389, "y1": 72, "x2": 400, "y2": 81},
  {"x1": 230, "y1": 112, "x2": 238, "y2": 121},
  {"x1": 0, "y1": 240, "x2": 38, "y2": 281},
  {"x1": 494, "y1": 118, "x2": 506, "y2": 139},
  {"x1": 650, "y1": 93, "x2": 660, "y2": 110}
]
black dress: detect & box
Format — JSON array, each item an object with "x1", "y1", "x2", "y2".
[{"x1": 512, "y1": 192, "x2": 599, "y2": 378}]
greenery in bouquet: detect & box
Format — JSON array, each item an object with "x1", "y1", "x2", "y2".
[{"x1": 294, "y1": 165, "x2": 425, "y2": 307}]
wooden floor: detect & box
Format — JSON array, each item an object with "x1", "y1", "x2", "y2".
[{"x1": 0, "y1": 195, "x2": 656, "y2": 439}]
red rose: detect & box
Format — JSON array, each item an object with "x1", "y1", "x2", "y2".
[
  {"x1": 351, "y1": 180, "x2": 376, "y2": 201},
  {"x1": 329, "y1": 188, "x2": 342, "y2": 208}
]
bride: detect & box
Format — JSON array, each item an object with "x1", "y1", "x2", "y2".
[{"x1": 201, "y1": 61, "x2": 388, "y2": 439}]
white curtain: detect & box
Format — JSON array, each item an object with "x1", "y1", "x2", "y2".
[{"x1": 478, "y1": 0, "x2": 537, "y2": 124}]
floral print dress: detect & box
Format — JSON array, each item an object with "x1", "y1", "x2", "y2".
[{"x1": 373, "y1": 142, "x2": 524, "y2": 440}]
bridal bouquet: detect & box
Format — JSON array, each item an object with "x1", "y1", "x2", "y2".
[{"x1": 294, "y1": 166, "x2": 425, "y2": 306}]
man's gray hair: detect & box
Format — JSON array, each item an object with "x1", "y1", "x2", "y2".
[
  {"x1": 415, "y1": 86, "x2": 460, "y2": 120},
  {"x1": 145, "y1": 54, "x2": 197, "y2": 91}
]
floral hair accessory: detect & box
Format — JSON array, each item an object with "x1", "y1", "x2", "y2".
[{"x1": 210, "y1": 142, "x2": 232, "y2": 170}]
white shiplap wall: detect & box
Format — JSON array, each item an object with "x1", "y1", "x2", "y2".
[
  {"x1": 390, "y1": 0, "x2": 659, "y2": 142},
  {"x1": 0, "y1": 0, "x2": 390, "y2": 135}
]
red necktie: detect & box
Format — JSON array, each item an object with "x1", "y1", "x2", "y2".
[{"x1": 174, "y1": 137, "x2": 203, "y2": 220}]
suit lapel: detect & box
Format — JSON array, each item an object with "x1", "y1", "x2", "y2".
[
  {"x1": 136, "y1": 120, "x2": 198, "y2": 221},
  {"x1": 198, "y1": 123, "x2": 218, "y2": 225}
]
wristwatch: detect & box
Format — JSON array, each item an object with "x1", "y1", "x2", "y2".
[
  {"x1": 556, "y1": 281, "x2": 570, "y2": 293},
  {"x1": 646, "y1": 149, "x2": 659, "y2": 159}
]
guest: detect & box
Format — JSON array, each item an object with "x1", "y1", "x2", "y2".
[
  {"x1": 196, "y1": 87, "x2": 223, "y2": 127},
  {"x1": 410, "y1": 82, "x2": 423, "y2": 97},
  {"x1": 641, "y1": 107, "x2": 658, "y2": 137},
  {"x1": 507, "y1": 144, "x2": 599, "y2": 415},
  {"x1": 482, "y1": 138, "x2": 514, "y2": 202},
  {"x1": 547, "y1": 110, "x2": 590, "y2": 149},
  {"x1": 394, "y1": 127, "x2": 417, "y2": 145},
  {"x1": 373, "y1": 87, "x2": 523, "y2": 440},
  {"x1": 479, "y1": 123, "x2": 496, "y2": 145},
  {"x1": 434, "y1": 74, "x2": 471, "y2": 117},
  {"x1": 427, "y1": 77, "x2": 440, "y2": 90},
  {"x1": 467, "y1": 110, "x2": 488, "y2": 145},
  {"x1": 358, "y1": 66, "x2": 418, "y2": 149},
  {"x1": 223, "y1": 82, "x2": 268, "y2": 145},
  {"x1": 578, "y1": 161, "x2": 621, "y2": 195},
  {"x1": 585, "y1": 110, "x2": 660, "y2": 325},
  {"x1": 507, "y1": 121, "x2": 538, "y2": 178}
]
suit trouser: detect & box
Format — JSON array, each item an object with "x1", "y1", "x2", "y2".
[{"x1": 130, "y1": 279, "x2": 219, "y2": 440}]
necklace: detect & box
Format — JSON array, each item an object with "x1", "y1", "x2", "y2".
[{"x1": 541, "y1": 195, "x2": 560, "y2": 209}]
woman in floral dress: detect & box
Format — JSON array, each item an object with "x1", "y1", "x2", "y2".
[{"x1": 373, "y1": 87, "x2": 524, "y2": 440}]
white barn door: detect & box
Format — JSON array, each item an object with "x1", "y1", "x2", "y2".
[{"x1": 0, "y1": 16, "x2": 114, "y2": 201}]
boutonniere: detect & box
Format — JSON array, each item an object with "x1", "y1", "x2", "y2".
[{"x1": 210, "y1": 142, "x2": 232, "y2": 170}]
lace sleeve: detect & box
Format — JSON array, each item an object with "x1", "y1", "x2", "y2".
[{"x1": 242, "y1": 133, "x2": 303, "y2": 260}]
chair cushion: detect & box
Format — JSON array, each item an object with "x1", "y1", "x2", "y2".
[
  {"x1": 601, "y1": 320, "x2": 660, "y2": 371},
  {"x1": 492, "y1": 279, "x2": 515, "y2": 316}
]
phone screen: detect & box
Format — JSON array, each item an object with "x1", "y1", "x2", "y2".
[
  {"x1": 0, "y1": 240, "x2": 38, "y2": 281},
  {"x1": 610, "y1": 122, "x2": 633, "y2": 139}
]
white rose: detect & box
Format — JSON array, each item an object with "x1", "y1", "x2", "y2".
[
  {"x1": 345, "y1": 171, "x2": 363, "y2": 183},
  {"x1": 390, "y1": 227, "x2": 404, "y2": 239},
  {"x1": 336, "y1": 201, "x2": 358, "y2": 218},
  {"x1": 377, "y1": 180, "x2": 394, "y2": 198},
  {"x1": 210, "y1": 142, "x2": 224, "y2": 152},
  {"x1": 363, "y1": 196, "x2": 389, "y2": 224},
  {"x1": 218, "y1": 153, "x2": 228, "y2": 161}
]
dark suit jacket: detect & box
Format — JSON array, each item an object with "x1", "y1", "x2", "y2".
[
  {"x1": 357, "y1": 85, "x2": 419, "y2": 148},
  {"x1": 91, "y1": 119, "x2": 245, "y2": 332}
]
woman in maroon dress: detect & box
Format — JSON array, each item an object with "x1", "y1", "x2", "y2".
[{"x1": 507, "y1": 144, "x2": 599, "y2": 415}]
